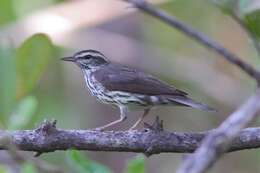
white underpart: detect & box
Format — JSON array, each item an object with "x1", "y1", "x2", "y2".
[{"x1": 82, "y1": 69, "x2": 148, "y2": 109}]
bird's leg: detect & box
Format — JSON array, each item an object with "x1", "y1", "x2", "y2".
[
  {"x1": 129, "y1": 108, "x2": 151, "y2": 130},
  {"x1": 95, "y1": 106, "x2": 127, "y2": 131}
]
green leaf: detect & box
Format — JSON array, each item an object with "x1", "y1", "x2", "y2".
[
  {"x1": 236, "y1": 0, "x2": 260, "y2": 39},
  {"x1": 125, "y1": 155, "x2": 145, "y2": 173},
  {"x1": 244, "y1": 9, "x2": 260, "y2": 39},
  {"x1": 211, "y1": 0, "x2": 260, "y2": 40},
  {"x1": 0, "y1": 0, "x2": 16, "y2": 26},
  {"x1": 16, "y1": 33, "x2": 55, "y2": 98},
  {"x1": 0, "y1": 45, "x2": 16, "y2": 122},
  {"x1": 66, "y1": 150, "x2": 112, "y2": 173},
  {"x1": 8, "y1": 96, "x2": 38, "y2": 130},
  {"x1": 237, "y1": 0, "x2": 260, "y2": 42},
  {"x1": 21, "y1": 163, "x2": 38, "y2": 173}
]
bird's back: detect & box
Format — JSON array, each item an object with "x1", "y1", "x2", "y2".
[{"x1": 93, "y1": 63, "x2": 188, "y2": 96}]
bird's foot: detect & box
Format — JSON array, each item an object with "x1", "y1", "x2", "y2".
[{"x1": 143, "y1": 116, "x2": 164, "y2": 132}]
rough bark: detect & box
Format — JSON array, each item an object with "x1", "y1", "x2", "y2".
[{"x1": 0, "y1": 119, "x2": 260, "y2": 157}]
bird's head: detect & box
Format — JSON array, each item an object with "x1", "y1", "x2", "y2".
[{"x1": 61, "y1": 49, "x2": 109, "y2": 70}]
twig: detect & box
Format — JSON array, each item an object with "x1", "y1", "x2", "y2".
[
  {"x1": 0, "y1": 119, "x2": 260, "y2": 155},
  {"x1": 177, "y1": 90, "x2": 260, "y2": 173},
  {"x1": 123, "y1": 0, "x2": 260, "y2": 83}
]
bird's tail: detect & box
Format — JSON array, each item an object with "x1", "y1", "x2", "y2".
[{"x1": 166, "y1": 96, "x2": 217, "y2": 112}]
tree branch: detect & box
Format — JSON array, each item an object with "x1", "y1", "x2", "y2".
[
  {"x1": 0, "y1": 119, "x2": 260, "y2": 156},
  {"x1": 123, "y1": 0, "x2": 260, "y2": 83},
  {"x1": 177, "y1": 90, "x2": 260, "y2": 173}
]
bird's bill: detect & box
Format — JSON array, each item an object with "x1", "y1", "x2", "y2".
[{"x1": 61, "y1": 57, "x2": 75, "y2": 62}]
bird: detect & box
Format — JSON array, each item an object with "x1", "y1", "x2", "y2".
[{"x1": 61, "y1": 49, "x2": 216, "y2": 131}]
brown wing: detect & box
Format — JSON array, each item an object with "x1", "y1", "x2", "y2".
[{"x1": 94, "y1": 64, "x2": 188, "y2": 96}]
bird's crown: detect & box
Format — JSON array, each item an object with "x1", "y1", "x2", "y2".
[
  {"x1": 74, "y1": 50, "x2": 106, "y2": 60},
  {"x1": 62, "y1": 49, "x2": 109, "y2": 69}
]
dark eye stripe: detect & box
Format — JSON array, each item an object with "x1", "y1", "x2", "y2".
[{"x1": 77, "y1": 55, "x2": 91, "y2": 59}]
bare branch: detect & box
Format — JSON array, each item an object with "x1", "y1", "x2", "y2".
[
  {"x1": 0, "y1": 119, "x2": 260, "y2": 155},
  {"x1": 177, "y1": 90, "x2": 260, "y2": 173},
  {"x1": 123, "y1": 0, "x2": 260, "y2": 83}
]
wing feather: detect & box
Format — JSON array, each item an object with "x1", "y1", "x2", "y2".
[{"x1": 94, "y1": 64, "x2": 187, "y2": 96}]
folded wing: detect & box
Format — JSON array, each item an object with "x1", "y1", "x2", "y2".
[{"x1": 94, "y1": 64, "x2": 187, "y2": 96}]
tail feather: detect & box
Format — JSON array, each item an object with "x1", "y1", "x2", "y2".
[{"x1": 167, "y1": 96, "x2": 217, "y2": 112}]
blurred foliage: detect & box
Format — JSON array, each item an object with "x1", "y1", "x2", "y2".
[
  {"x1": 0, "y1": 0, "x2": 64, "y2": 26},
  {"x1": 66, "y1": 150, "x2": 145, "y2": 173},
  {"x1": 124, "y1": 155, "x2": 145, "y2": 173},
  {"x1": 0, "y1": 33, "x2": 55, "y2": 130},
  {"x1": 211, "y1": 0, "x2": 237, "y2": 14},
  {"x1": 0, "y1": 165, "x2": 8, "y2": 173},
  {"x1": 144, "y1": 0, "x2": 217, "y2": 55},
  {"x1": 0, "y1": 45, "x2": 16, "y2": 124},
  {"x1": 13, "y1": 0, "x2": 64, "y2": 17},
  {"x1": 8, "y1": 96, "x2": 38, "y2": 130},
  {"x1": 66, "y1": 150, "x2": 113, "y2": 173},
  {"x1": 244, "y1": 10, "x2": 260, "y2": 39},
  {"x1": 16, "y1": 34, "x2": 55, "y2": 98},
  {"x1": 0, "y1": 0, "x2": 16, "y2": 26},
  {"x1": 21, "y1": 163, "x2": 38, "y2": 173},
  {"x1": 0, "y1": 32, "x2": 58, "y2": 171},
  {"x1": 211, "y1": 0, "x2": 260, "y2": 40}
]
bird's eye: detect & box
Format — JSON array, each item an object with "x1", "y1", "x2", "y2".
[
  {"x1": 75, "y1": 55, "x2": 91, "y2": 60},
  {"x1": 85, "y1": 55, "x2": 92, "y2": 59}
]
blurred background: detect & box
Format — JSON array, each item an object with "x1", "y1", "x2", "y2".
[{"x1": 0, "y1": 0, "x2": 260, "y2": 172}]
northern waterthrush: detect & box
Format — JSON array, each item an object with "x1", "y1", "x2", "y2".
[{"x1": 62, "y1": 50, "x2": 215, "y2": 130}]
